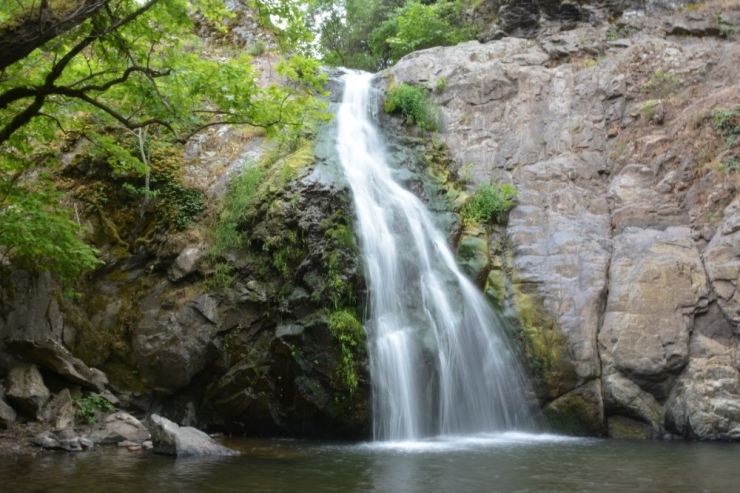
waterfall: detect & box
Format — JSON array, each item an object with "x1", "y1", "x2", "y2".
[{"x1": 336, "y1": 71, "x2": 532, "y2": 441}]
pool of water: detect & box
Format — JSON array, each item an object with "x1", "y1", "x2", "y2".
[{"x1": 2, "y1": 433, "x2": 739, "y2": 492}]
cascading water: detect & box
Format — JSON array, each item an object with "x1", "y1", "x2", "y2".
[{"x1": 336, "y1": 71, "x2": 533, "y2": 441}]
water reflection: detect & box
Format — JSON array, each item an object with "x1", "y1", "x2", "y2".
[{"x1": 2, "y1": 436, "x2": 740, "y2": 492}]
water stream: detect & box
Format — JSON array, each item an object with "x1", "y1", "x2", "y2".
[{"x1": 335, "y1": 71, "x2": 532, "y2": 440}]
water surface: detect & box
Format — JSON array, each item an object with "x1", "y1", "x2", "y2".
[{"x1": 2, "y1": 434, "x2": 739, "y2": 492}]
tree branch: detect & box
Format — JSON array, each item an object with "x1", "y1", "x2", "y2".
[{"x1": 0, "y1": 0, "x2": 111, "y2": 71}]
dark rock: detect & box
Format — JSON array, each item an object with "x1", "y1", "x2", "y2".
[
  {"x1": 541, "y1": 380, "x2": 606, "y2": 436},
  {"x1": 0, "y1": 396, "x2": 16, "y2": 429},
  {"x1": 6, "y1": 362, "x2": 50, "y2": 416},
  {"x1": 559, "y1": 2, "x2": 582, "y2": 31},
  {"x1": 498, "y1": 0, "x2": 539, "y2": 37},
  {"x1": 6, "y1": 338, "x2": 108, "y2": 391},
  {"x1": 149, "y1": 414, "x2": 239, "y2": 456}
]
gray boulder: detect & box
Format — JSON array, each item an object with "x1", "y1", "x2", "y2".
[
  {"x1": 149, "y1": 414, "x2": 239, "y2": 457},
  {"x1": 168, "y1": 247, "x2": 204, "y2": 282},
  {"x1": 6, "y1": 362, "x2": 50, "y2": 416},
  {"x1": 89, "y1": 411, "x2": 150, "y2": 445},
  {"x1": 30, "y1": 429, "x2": 94, "y2": 452},
  {"x1": 39, "y1": 388, "x2": 75, "y2": 430}
]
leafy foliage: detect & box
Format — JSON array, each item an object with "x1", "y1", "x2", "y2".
[
  {"x1": 0, "y1": 0, "x2": 329, "y2": 281},
  {"x1": 384, "y1": 83, "x2": 441, "y2": 131},
  {"x1": 210, "y1": 165, "x2": 264, "y2": 258},
  {"x1": 460, "y1": 183, "x2": 518, "y2": 224},
  {"x1": 327, "y1": 309, "x2": 364, "y2": 394},
  {"x1": 312, "y1": 0, "x2": 474, "y2": 71},
  {"x1": 75, "y1": 393, "x2": 115, "y2": 424},
  {"x1": 372, "y1": 0, "x2": 470, "y2": 65}
]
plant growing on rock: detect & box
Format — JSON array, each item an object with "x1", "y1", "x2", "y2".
[
  {"x1": 460, "y1": 183, "x2": 518, "y2": 224},
  {"x1": 75, "y1": 394, "x2": 115, "y2": 424},
  {"x1": 384, "y1": 83, "x2": 442, "y2": 131},
  {"x1": 327, "y1": 309, "x2": 365, "y2": 394}
]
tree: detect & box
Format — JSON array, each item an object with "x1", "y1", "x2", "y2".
[
  {"x1": 311, "y1": 0, "x2": 474, "y2": 71},
  {"x1": 0, "y1": 0, "x2": 329, "y2": 281}
]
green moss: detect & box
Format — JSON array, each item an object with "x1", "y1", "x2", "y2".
[
  {"x1": 542, "y1": 394, "x2": 599, "y2": 436},
  {"x1": 101, "y1": 358, "x2": 147, "y2": 395},
  {"x1": 327, "y1": 309, "x2": 365, "y2": 395},
  {"x1": 511, "y1": 286, "x2": 578, "y2": 399}
]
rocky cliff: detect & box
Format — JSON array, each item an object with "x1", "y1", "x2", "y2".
[
  {"x1": 382, "y1": 1, "x2": 740, "y2": 439},
  {"x1": 3, "y1": 1, "x2": 740, "y2": 443}
]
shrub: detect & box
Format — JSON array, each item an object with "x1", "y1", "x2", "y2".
[
  {"x1": 384, "y1": 83, "x2": 441, "y2": 131},
  {"x1": 75, "y1": 394, "x2": 115, "y2": 424},
  {"x1": 460, "y1": 183, "x2": 518, "y2": 224}
]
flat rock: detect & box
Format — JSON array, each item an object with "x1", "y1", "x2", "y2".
[
  {"x1": 30, "y1": 430, "x2": 93, "y2": 452},
  {"x1": 6, "y1": 362, "x2": 50, "y2": 416},
  {"x1": 6, "y1": 338, "x2": 108, "y2": 391},
  {"x1": 149, "y1": 414, "x2": 239, "y2": 457},
  {"x1": 89, "y1": 411, "x2": 150, "y2": 444}
]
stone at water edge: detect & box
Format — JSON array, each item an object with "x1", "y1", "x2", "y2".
[
  {"x1": 89, "y1": 411, "x2": 150, "y2": 445},
  {"x1": 29, "y1": 429, "x2": 95, "y2": 452},
  {"x1": 6, "y1": 362, "x2": 51, "y2": 416},
  {"x1": 148, "y1": 414, "x2": 240, "y2": 457}
]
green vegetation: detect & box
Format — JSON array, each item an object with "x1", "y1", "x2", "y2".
[
  {"x1": 460, "y1": 183, "x2": 518, "y2": 224},
  {"x1": 384, "y1": 83, "x2": 442, "y2": 131},
  {"x1": 312, "y1": 0, "x2": 475, "y2": 71},
  {"x1": 641, "y1": 69, "x2": 680, "y2": 99},
  {"x1": 75, "y1": 394, "x2": 115, "y2": 424},
  {"x1": 710, "y1": 105, "x2": 740, "y2": 173},
  {"x1": 0, "y1": 0, "x2": 328, "y2": 282},
  {"x1": 606, "y1": 23, "x2": 639, "y2": 41},
  {"x1": 211, "y1": 166, "x2": 264, "y2": 258},
  {"x1": 327, "y1": 309, "x2": 365, "y2": 394},
  {"x1": 711, "y1": 105, "x2": 740, "y2": 146}
]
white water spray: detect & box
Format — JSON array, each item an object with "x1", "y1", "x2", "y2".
[{"x1": 336, "y1": 71, "x2": 531, "y2": 441}]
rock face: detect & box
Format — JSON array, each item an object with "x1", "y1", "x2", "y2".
[
  {"x1": 149, "y1": 414, "x2": 239, "y2": 456},
  {"x1": 382, "y1": 3, "x2": 740, "y2": 438},
  {"x1": 6, "y1": 363, "x2": 50, "y2": 417}
]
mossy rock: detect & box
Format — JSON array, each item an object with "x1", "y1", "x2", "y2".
[
  {"x1": 607, "y1": 415, "x2": 658, "y2": 439},
  {"x1": 541, "y1": 381, "x2": 606, "y2": 437}
]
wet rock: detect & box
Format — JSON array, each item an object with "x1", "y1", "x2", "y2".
[
  {"x1": 6, "y1": 362, "x2": 50, "y2": 416},
  {"x1": 6, "y1": 338, "x2": 108, "y2": 391},
  {"x1": 149, "y1": 414, "x2": 239, "y2": 457},
  {"x1": 39, "y1": 388, "x2": 75, "y2": 431},
  {"x1": 30, "y1": 429, "x2": 93, "y2": 452},
  {"x1": 89, "y1": 411, "x2": 150, "y2": 445},
  {"x1": 456, "y1": 226, "x2": 490, "y2": 286},
  {"x1": 608, "y1": 415, "x2": 658, "y2": 439},
  {"x1": 168, "y1": 247, "x2": 204, "y2": 282},
  {"x1": 541, "y1": 380, "x2": 606, "y2": 436}
]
